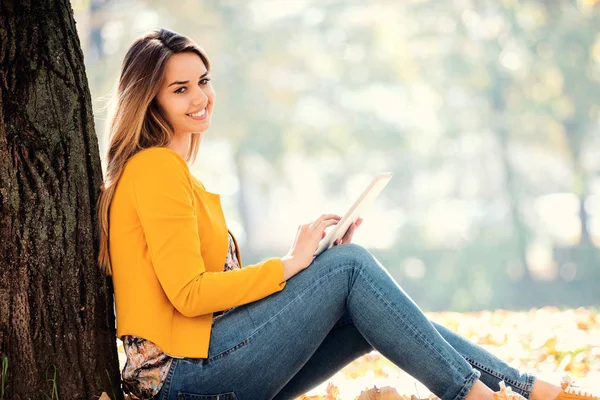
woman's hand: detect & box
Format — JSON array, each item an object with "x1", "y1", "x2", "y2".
[
  {"x1": 281, "y1": 214, "x2": 341, "y2": 280},
  {"x1": 333, "y1": 217, "x2": 363, "y2": 246}
]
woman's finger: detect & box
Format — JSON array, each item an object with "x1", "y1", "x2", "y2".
[
  {"x1": 317, "y1": 218, "x2": 340, "y2": 234},
  {"x1": 310, "y1": 214, "x2": 341, "y2": 230},
  {"x1": 341, "y1": 222, "x2": 356, "y2": 243}
]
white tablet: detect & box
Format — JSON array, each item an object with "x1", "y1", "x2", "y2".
[{"x1": 314, "y1": 172, "x2": 393, "y2": 257}]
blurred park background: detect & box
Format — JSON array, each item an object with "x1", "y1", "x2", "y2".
[{"x1": 73, "y1": 0, "x2": 600, "y2": 312}]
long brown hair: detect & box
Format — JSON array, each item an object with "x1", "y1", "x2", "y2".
[{"x1": 97, "y1": 28, "x2": 210, "y2": 275}]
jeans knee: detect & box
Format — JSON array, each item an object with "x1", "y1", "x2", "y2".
[{"x1": 324, "y1": 243, "x2": 379, "y2": 272}]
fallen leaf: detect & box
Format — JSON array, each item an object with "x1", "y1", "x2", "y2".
[{"x1": 356, "y1": 386, "x2": 409, "y2": 400}]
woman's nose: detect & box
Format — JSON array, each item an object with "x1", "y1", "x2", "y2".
[{"x1": 192, "y1": 88, "x2": 208, "y2": 106}]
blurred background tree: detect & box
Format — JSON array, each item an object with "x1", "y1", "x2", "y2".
[{"x1": 74, "y1": 0, "x2": 600, "y2": 311}]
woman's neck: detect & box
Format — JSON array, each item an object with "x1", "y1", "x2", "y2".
[{"x1": 167, "y1": 133, "x2": 192, "y2": 160}]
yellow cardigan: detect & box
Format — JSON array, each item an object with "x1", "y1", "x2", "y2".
[{"x1": 109, "y1": 147, "x2": 287, "y2": 358}]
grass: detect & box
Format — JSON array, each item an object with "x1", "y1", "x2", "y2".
[
  {"x1": 44, "y1": 364, "x2": 59, "y2": 400},
  {"x1": 1, "y1": 356, "x2": 8, "y2": 399},
  {"x1": 105, "y1": 368, "x2": 117, "y2": 400}
]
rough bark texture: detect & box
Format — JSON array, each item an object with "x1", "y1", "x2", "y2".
[{"x1": 0, "y1": 0, "x2": 122, "y2": 398}]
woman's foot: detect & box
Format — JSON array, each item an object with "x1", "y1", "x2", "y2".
[
  {"x1": 531, "y1": 376, "x2": 599, "y2": 400},
  {"x1": 464, "y1": 380, "x2": 528, "y2": 400},
  {"x1": 465, "y1": 380, "x2": 495, "y2": 400},
  {"x1": 531, "y1": 379, "x2": 564, "y2": 400}
]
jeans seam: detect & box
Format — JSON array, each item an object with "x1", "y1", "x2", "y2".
[
  {"x1": 206, "y1": 339, "x2": 249, "y2": 364},
  {"x1": 453, "y1": 369, "x2": 481, "y2": 400},
  {"x1": 161, "y1": 358, "x2": 179, "y2": 400},
  {"x1": 246, "y1": 265, "x2": 355, "y2": 342},
  {"x1": 464, "y1": 355, "x2": 534, "y2": 394},
  {"x1": 524, "y1": 374, "x2": 536, "y2": 399},
  {"x1": 354, "y1": 265, "x2": 466, "y2": 375}
]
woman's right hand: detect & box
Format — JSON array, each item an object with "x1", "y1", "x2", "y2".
[{"x1": 281, "y1": 214, "x2": 341, "y2": 281}]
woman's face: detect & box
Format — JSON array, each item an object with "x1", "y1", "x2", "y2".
[{"x1": 155, "y1": 52, "x2": 215, "y2": 136}]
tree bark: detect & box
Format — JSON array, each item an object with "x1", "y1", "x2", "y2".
[{"x1": 0, "y1": 0, "x2": 122, "y2": 398}]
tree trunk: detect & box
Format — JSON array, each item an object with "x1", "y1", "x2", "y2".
[
  {"x1": 0, "y1": 1, "x2": 122, "y2": 399},
  {"x1": 490, "y1": 75, "x2": 533, "y2": 283}
]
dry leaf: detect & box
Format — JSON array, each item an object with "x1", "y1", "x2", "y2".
[
  {"x1": 326, "y1": 382, "x2": 341, "y2": 399},
  {"x1": 493, "y1": 382, "x2": 526, "y2": 400},
  {"x1": 356, "y1": 386, "x2": 404, "y2": 400}
]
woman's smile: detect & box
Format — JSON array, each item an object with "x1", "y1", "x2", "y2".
[{"x1": 187, "y1": 107, "x2": 207, "y2": 120}]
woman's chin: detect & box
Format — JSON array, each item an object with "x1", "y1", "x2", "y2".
[{"x1": 189, "y1": 125, "x2": 209, "y2": 135}]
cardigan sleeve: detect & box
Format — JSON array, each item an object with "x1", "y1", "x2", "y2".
[{"x1": 128, "y1": 148, "x2": 286, "y2": 317}]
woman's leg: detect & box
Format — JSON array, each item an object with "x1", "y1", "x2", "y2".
[
  {"x1": 433, "y1": 322, "x2": 535, "y2": 397},
  {"x1": 273, "y1": 311, "x2": 373, "y2": 399},
  {"x1": 274, "y1": 316, "x2": 535, "y2": 399},
  {"x1": 162, "y1": 244, "x2": 482, "y2": 400}
]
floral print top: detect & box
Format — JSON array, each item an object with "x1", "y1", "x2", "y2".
[{"x1": 121, "y1": 232, "x2": 241, "y2": 399}]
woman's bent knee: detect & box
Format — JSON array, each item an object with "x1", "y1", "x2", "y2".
[{"x1": 315, "y1": 243, "x2": 379, "y2": 272}]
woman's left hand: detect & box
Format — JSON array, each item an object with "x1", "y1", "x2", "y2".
[{"x1": 333, "y1": 218, "x2": 363, "y2": 246}]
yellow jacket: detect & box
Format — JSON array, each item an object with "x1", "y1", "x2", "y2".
[{"x1": 109, "y1": 147, "x2": 287, "y2": 358}]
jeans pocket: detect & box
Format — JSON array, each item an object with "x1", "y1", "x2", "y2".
[
  {"x1": 206, "y1": 338, "x2": 249, "y2": 363},
  {"x1": 177, "y1": 392, "x2": 238, "y2": 400}
]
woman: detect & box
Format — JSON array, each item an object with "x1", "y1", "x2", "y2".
[{"x1": 97, "y1": 28, "x2": 597, "y2": 400}]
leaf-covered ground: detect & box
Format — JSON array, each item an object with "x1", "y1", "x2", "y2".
[{"x1": 116, "y1": 307, "x2": 600, "y2": 399}]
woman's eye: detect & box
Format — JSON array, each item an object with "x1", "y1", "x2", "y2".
[
  {"x1": 174, "y1": 87, "x2": 186, "y2": 94},
  {"x1": 199, "y1": 78, "x2": 211, "y2": 85}
]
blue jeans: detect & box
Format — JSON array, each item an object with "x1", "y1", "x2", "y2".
[{"x1": 154, "y1": 244, "x2": 535, "y2": 400}]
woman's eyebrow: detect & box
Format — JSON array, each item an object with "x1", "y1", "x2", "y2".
[{"x1": 168, "y1": 71, "x2": 210, "y2": 87}]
